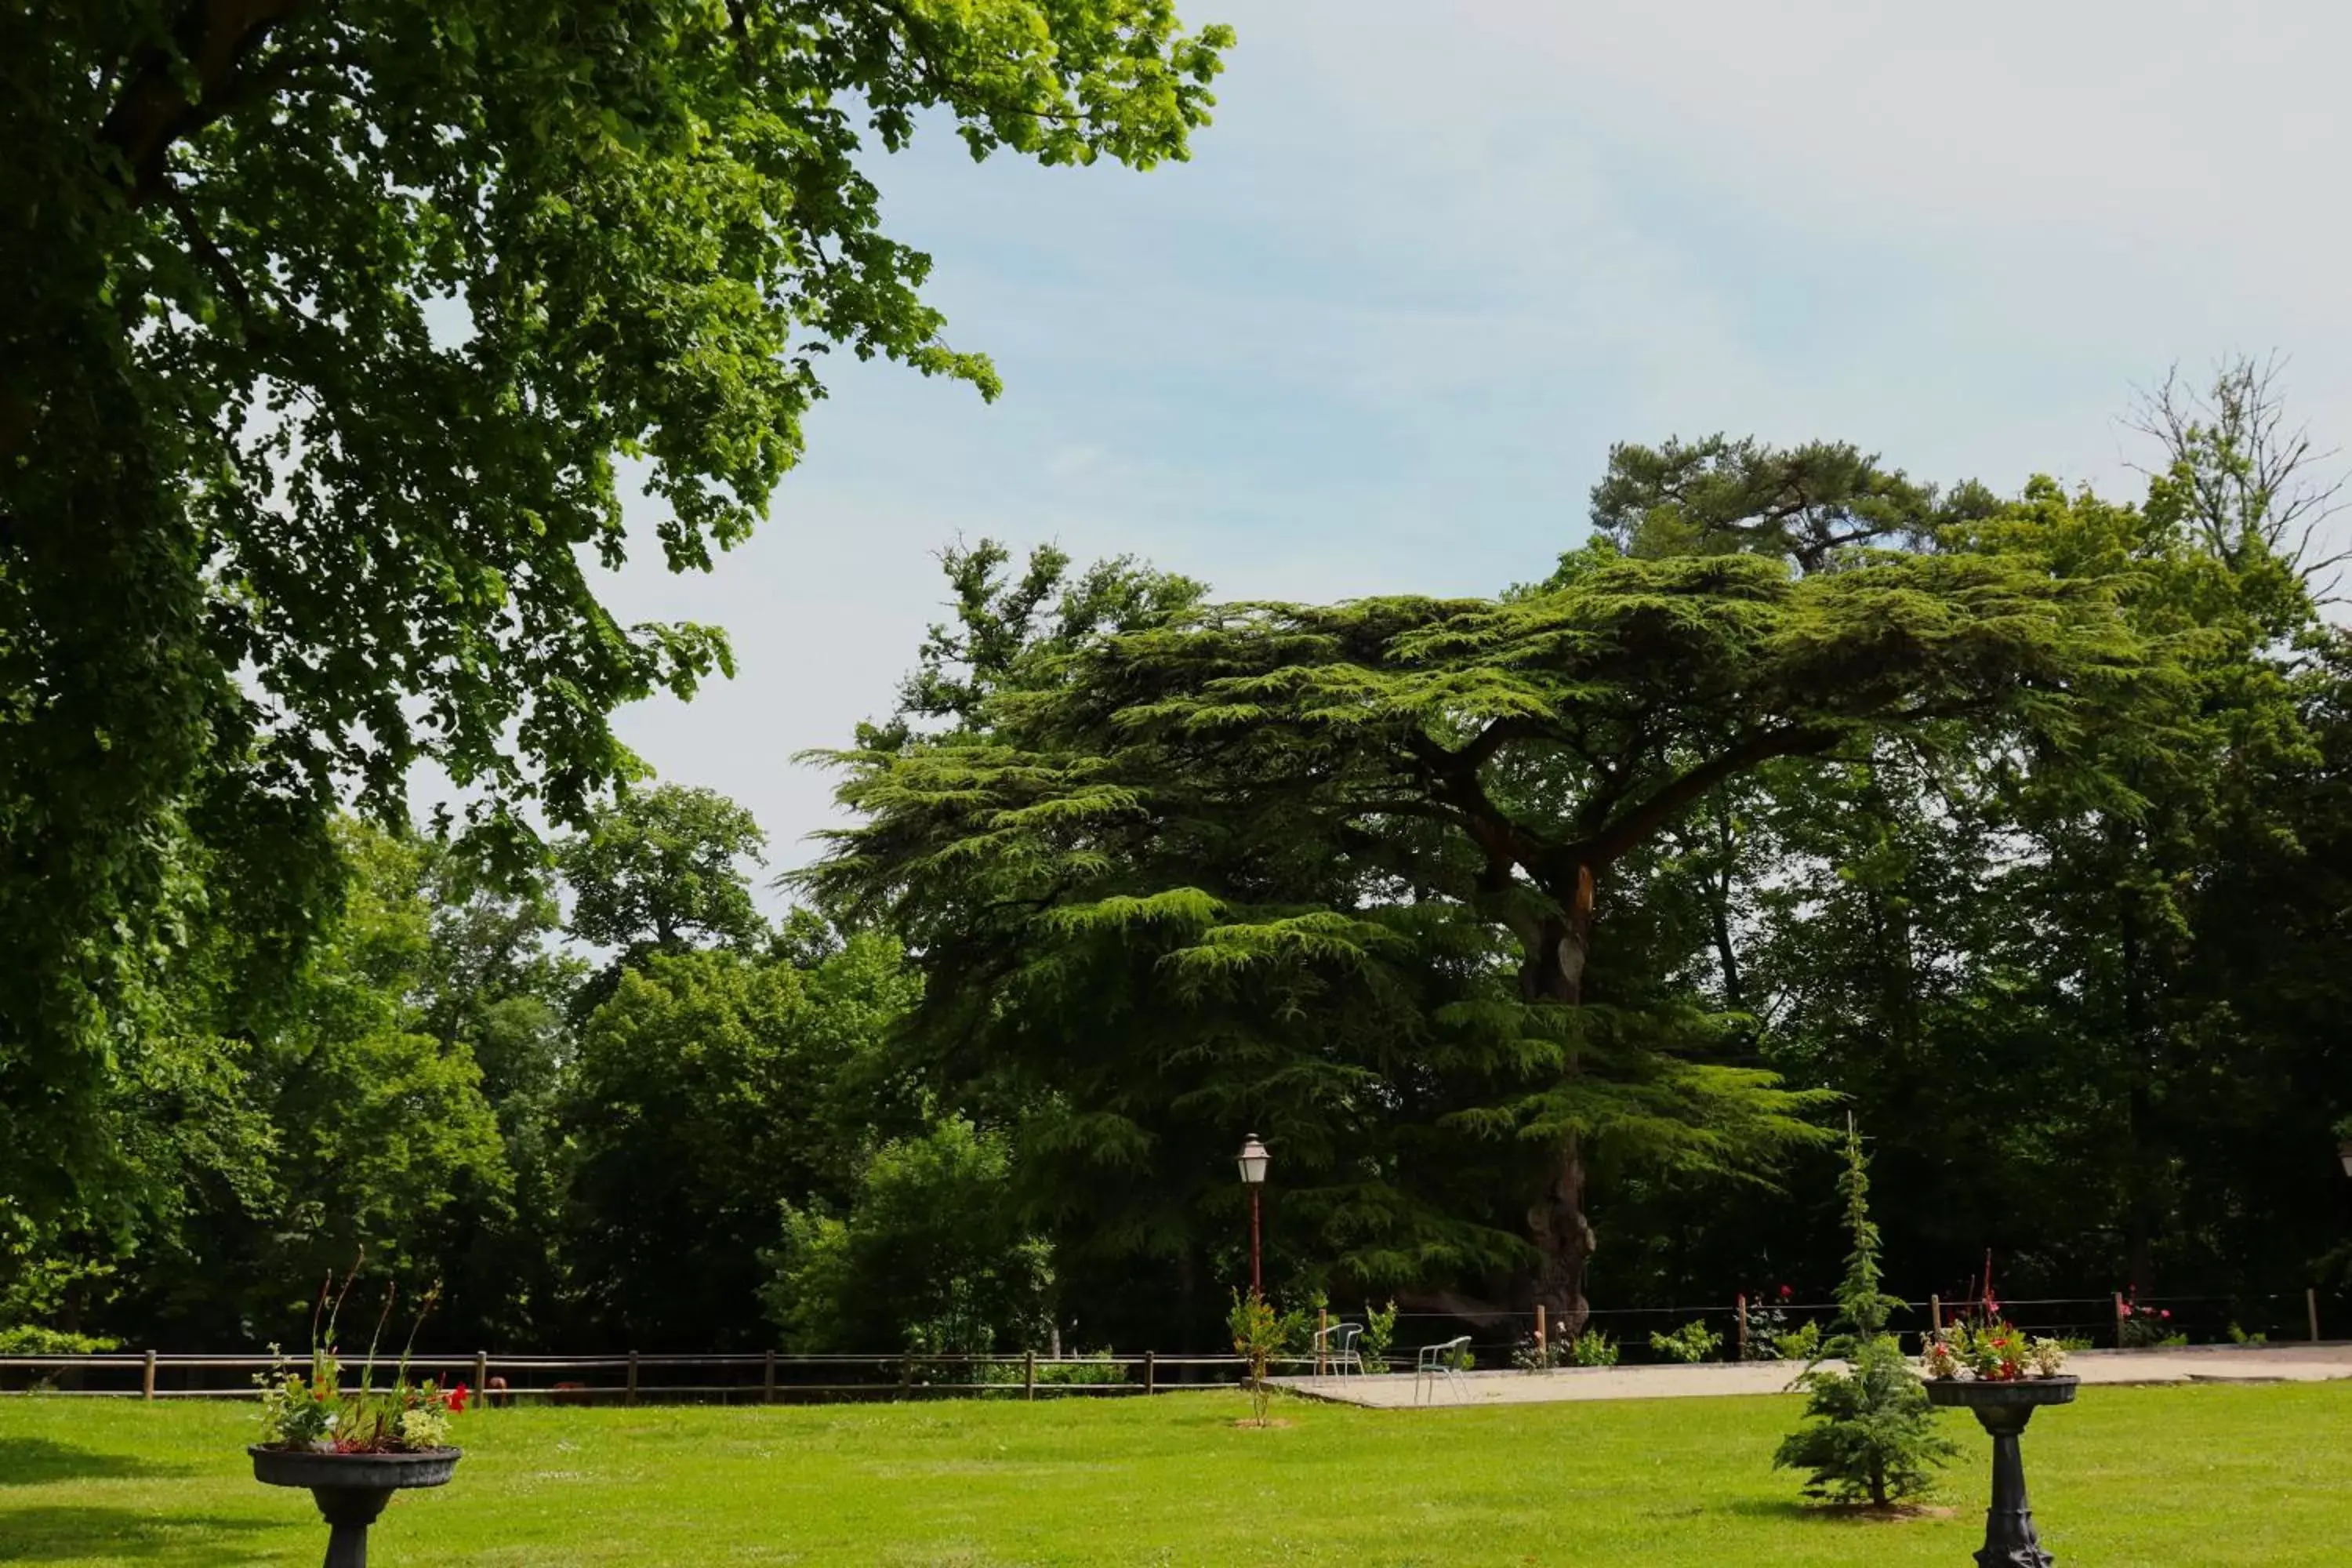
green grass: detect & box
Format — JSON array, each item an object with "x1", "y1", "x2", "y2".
[{"x1": 2, "y1": 1383, "x2": 2347, "y2": 1565}]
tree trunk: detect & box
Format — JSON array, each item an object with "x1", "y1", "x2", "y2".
[
  {"x1": 2118, "y1": 888, "x2": 2157, "y2": 1294},
  {"x1": 1530, "y1": 1133, "x2": 1595, "y2": 1334},
  {"x1": 1708, "y1": 800, "x2": 1746, "y2": 1010},
  {"x1": 1523, "y1": 866, "x2": 1597, "y2": 1333}
]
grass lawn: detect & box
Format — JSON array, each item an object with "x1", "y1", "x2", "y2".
[{"x1": 2, "y1": 1383, "x2": 2347, "y2": 1566}]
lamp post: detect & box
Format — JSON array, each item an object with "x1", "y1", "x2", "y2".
[{"x1": 1236, "y1": 1134, "x2": 1270, "y2": 1301}]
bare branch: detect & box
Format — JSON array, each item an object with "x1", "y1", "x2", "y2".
[{"x1": 2125, "y1": 351, "x2": 2350, "y2": 584}]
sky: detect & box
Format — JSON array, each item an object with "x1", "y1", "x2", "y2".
[{"x1": 590, "y1": 0, "x2": 2352, "y2": 899}]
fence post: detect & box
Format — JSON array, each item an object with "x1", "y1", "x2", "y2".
[
  {"x1": 1144, "y1": 1350, "x2": 1156, "y2": 1396},
  {"x1": 763, "y1": 1348, "x2": 777, "y2": 1405},
  {"x1": 1734, "y1": 1295, "x2": 1748, "y2": 1363},
  {"x1": 2310, "y1": 1287, "x2": 2322, "y2": 1344},
  {"x1": 473, "y1": 1351, "x2": 488, "y2": 1403},
  {"x1": 142, "y1": 1350, "x2": 157, "y2": 1403},
  {"x1": 1929, "y1": 1295, "x2": 1942, "y2": 1333},
  {"x1": 1534, "y1": 1304, "x2": 1547, "y2": 1363},
  {"x1": 1024, "y1": 1350, "x2": 1036, "y2": 1401},
  {"x1": 1316, "y1": 1308, "x2": 1329, "y2": 1377},
  {"x1": 2114, "y1": 1293, "x2": 2127, "y2": 1349},
  {"x1": 626, "y1": 1350, "x2": 640, "y2": 1407}
]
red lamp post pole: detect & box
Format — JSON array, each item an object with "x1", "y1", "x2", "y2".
[{"x1": 1250, "y1": 1186, "x2": 1263, "y2": 1302}]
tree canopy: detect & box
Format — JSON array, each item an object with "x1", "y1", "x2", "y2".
[
  {"x1": 6, "y1": 368, "x2": 2350, "y2": 1365},
  {"x1": 806, "y1": 446, "x2": 2147, "y2": 1325},
  {"x1": 1, "y1": 0, "x2": 1231, "y2": 1221}
]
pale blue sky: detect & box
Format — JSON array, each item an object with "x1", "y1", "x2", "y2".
[{"x1": 594, "y1": 0, "x2": 2352, "y2": 891}]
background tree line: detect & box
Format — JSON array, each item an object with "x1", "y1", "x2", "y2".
[{"x1": 5, "y1": 361, "x2": 2346, "y2": 1359}]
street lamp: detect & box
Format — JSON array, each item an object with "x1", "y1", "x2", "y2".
[{"x1": 1237, "y1": 1134, "x2": 1270, "y2": 1301}]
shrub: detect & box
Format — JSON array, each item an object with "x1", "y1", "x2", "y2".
[
  {"x1": 1771, "y1": 1321, "x2": 1823, "y2": 1364},
  {"x1": 1774, "y1": 1118, "x2": 1957, "y2": 1508},
  {"x1": 1515, "y1": 1327, "x2": 1619, "y2": 1370},
  {"x1": 1359, "y1": 1301, "x2": 1399, "y2": 1374},
  {"x1": 1740, "y1": 1292, "x2": 1795, "y2": 1360},
  {"x1": 1511, "y1": 1334, "x2": 1563, "y2": 1372},
  {"x1": 2228, "y1": 1323, "x2": 2268, "y2": 1346},
  {"x1": 0, "y1": 1326, "x2": 119, "y2": 1356},
  {"x1": 2117, "y1": 1293, "x2": 2179, "y2": 1349},
  {"x1": 1650, "y1": 1319, "x2": 1722, "y2": 1363},
  {"x1": 1036, "y1": 1353, "x2": 1127, "y2": 1387},
  {"x1": 763, "y1": 1117, "x2": 1054, "y2": 1357},
  {"x1": 1228, "y1": 1292, "x2": 1308, "y2": 1425}
]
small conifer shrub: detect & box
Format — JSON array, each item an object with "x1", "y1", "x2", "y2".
[{"x1": 1773, "y1": 1117, "x2": 1958, "y2": 1507}]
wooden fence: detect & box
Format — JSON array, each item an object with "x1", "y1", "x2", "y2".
[
  {"x1": 3, "y1": 1288, "x2": 2325, "y2": 1404},
  {"x1": 0, "y1": 1350, "x2": 1258, "y2": 1403}
]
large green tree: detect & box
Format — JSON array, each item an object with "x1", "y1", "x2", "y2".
[
  {"x1": 557, "y1": 781, "x2": 772, "y2": 1020},
  {"x1": 763, "y1": 1115, "x2": 1054, "y2": 1356},
  {"x1": 0, "y1": 0, "x2": 1231, "y2": 1216},
  {"x1": 1715, "y1": 364, "x2": 2345, "y2": 1306},
  {"x1": 31, "y1": 821, "x2": 517, "y2": 1345},
  {"x1": 563, "y1": 934, "x2": 919, "y2": 1347},
  {"x1": 811, "y1": 447, "x2": 2143, "y2": 1327}
]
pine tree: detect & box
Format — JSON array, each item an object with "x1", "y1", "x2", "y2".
[{"x1": 1773, "y1": 1116, "x2": 1958, "y2": 1507}]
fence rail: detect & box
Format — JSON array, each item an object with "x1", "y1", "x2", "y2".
[
  {"x1": 5, "y1": 1289, "x2": 2328, "y2": 1403},
  {"x1": 0, "y1": 1350, "x2": 1269, "y2": 1403}
]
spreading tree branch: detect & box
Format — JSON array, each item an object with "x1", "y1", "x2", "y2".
[{"x1": 96, "y1": 0, "x2": 311, "y2": 211}]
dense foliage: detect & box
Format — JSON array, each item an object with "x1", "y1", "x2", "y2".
[
  {"x1": 0, "y1": 0, "x2": 1232, "y2": 1241},
  {"x1": 805, "y1": 462, "x2": 2141, "y2": 1330},
  {"x1": 4, "y1": 366, "x2": 2349, "y2": 1356}
]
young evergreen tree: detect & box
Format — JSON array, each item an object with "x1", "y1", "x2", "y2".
[{"x1": 1774, "y1": 1116, "x2": 1957, "y2": 1508}]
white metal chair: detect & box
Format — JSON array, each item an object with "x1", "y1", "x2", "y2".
[
  {"x1": 1312, "y1": 1321, "x2": 1365, "y2": 1377},
  {"x1": 1414, "y1": 1334, "x2": 1471, "y2": 1404}
]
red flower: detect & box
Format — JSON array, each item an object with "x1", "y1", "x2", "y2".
[
  {"x1": 448, "y1": 1382, "x2": 470, "y2": 1414},
  {"x1": 2158, "y1": 1310, "x2": 2171, "y2": 1321},
  {"x1": 1777, "y1": 1284, "x2": 1793, "y2": 1301}
]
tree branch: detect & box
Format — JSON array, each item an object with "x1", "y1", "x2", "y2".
[
  {"x1": 1580, "y1": 724, "x2": 1842, "y2": 867},
  {"x1": 96, "y1": 0, "x2": 310, "y2": 210}
]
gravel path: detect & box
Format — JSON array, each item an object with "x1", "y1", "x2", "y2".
[{"x1": 1276, "y1": 1342, "x2": 2352, "y2": 1409}]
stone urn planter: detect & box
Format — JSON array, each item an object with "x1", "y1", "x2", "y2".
[
  {"x1": 249, "y1": 1446, "x2": 462, "y2": 1568},
  {"x1": 1926, "y1": 1377, "x2": 2077, "y2": 1568}
]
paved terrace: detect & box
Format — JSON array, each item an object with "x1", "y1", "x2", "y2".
[{"x1": 1276, "y1": 1342, "x2": 2352, "y2": 1409}]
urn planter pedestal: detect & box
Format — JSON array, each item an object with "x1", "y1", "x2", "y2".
[
  {"x1": 249, "y1": 1446, "x2": 461, "y2": 1568},
  {"x1": 1925, "y1": 1377, "x2": 2077, "y2": 1568}
]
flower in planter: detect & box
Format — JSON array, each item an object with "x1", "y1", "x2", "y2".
[
  {"x1": 254, "y1": 1261, "x2": 465, "y2": 1455},
  {"x1": 1922, "y1": 1320, "x2": 2069, "y2": 1381}
]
